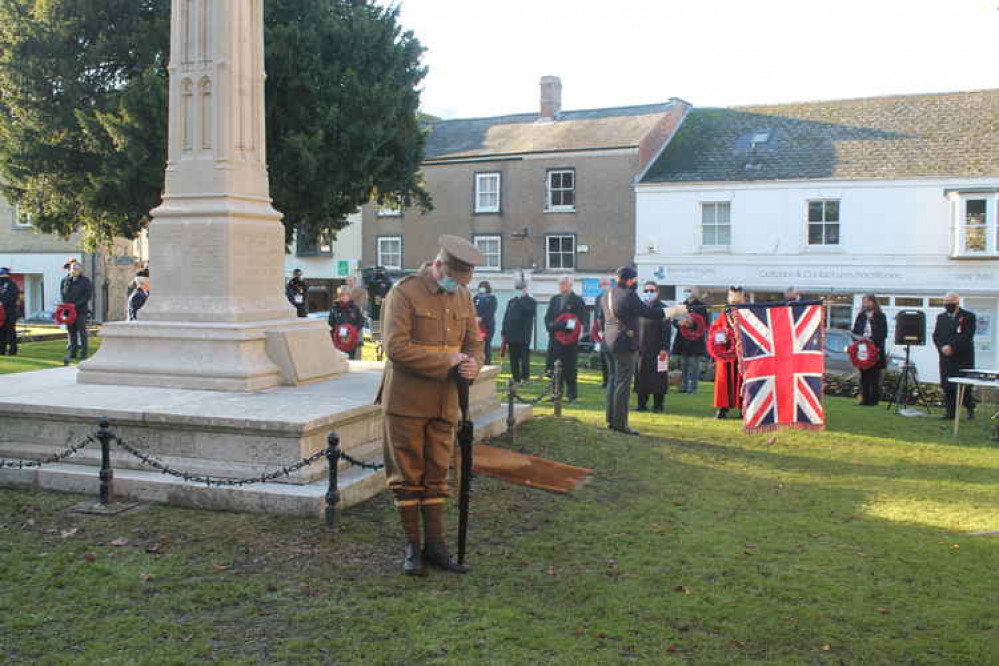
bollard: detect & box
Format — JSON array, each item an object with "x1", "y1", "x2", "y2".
[
  {"x1": 506, "y1": 378, "x2": 517, "y2": 446},
  {"x1": 96, "y1": 418, "x2": 114, "y2": 506},
  {"x1": 324, "y1": 432, "x2": 341, "y2": 533},
  {"x1": 553, "y1": 359, "x2": 563, "y2": 417}
]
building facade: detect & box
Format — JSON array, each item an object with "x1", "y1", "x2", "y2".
[
  {"x1": 363, "y1": 76, "x2": 689, "y2": 348},
  {"x1": 635, "y1": 90, "x2": 999, "y2": 381},
  {"x1": 284, "y1": 211, "x2": 363, "y2": 314}
]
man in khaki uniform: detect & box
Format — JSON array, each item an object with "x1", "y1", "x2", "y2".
[{"x1": 378, "y1": 235, "x2": 484, "y2": 575}]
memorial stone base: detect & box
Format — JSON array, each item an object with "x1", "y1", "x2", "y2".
[{"x1": 0, "y1": 364, "x2": 531, "y2": 516}]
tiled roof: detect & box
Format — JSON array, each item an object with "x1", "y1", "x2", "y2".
[
  {"x1": 641, "y1": 89, "x2": 999, "y2": 183},
  {"x1": 424, "y1": 103, "x2": 679, "y2": 160}
]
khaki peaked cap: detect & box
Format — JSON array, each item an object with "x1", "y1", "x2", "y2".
[{"x1": 438, "y1": 235, "x2": 484, "y2": 275}]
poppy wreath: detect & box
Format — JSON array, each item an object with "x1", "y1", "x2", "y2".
[
  {"x1": 478, "y1": 321, "x2": 488, "y2": 342},
  {"x1": 54, "y1": 303, "x2": 77, "y2": 325},
  {"x1": 847, "y1": 339, "x2": 879, "y2": 370},
  {"x1": 707, "y1": 316, "x2": 737, "y2": 361},
  {"x1": 332, "y1": 322, "x2": 359, "y2": 353},
  {"x1": 679, "y1": 312, "x2": 707, "y2": 341},
  {"x1": 553, "y1": 313, "x2": 582, "y2": 345}
]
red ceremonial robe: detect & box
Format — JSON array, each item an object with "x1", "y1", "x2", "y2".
[{"x1": 713, "y1": 313, "x2": 743, "y2": 410}]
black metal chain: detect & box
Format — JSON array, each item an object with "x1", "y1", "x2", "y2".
[
  {"x1": 0, "y1": 435, "x2": 96, "y2": 469},
  {"x1": 111, "y1": 435, "x2": 381, "y2": 486},
  {"x1": 338, "y1": 451, "x2": 385, "y2": 471},
  {"x1": 508, "y1": 377, "x2": 556, "y2": 405}
]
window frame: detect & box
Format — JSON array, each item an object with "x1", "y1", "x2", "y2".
[
  {"x1": 952, "y1": 194, "x2": 997, "y2": 257},
  {"x1": 376, "y1": 204, "x2": 403, "y2": 217},
  {"x1": 473, "y1": 172, "x2": 501, "y2": 214},
  {"x1": 545, "y1": 168, "x2": 576, "y2": 213},
  {"x1": 376, "y1": 235, "x2": 403, "y2": 270},
  {"x1": 472, "y1": 234, "x2": 502, "y2": 272},
  {"x1": 545, "y1": 233, "x2": 576, "y2": 271},
  {"x1": 700, "y1": 201, "x2": 732, "y2": 249},
  {"x1": 806, "y1": 199, "x2": 841, "y2": 247},
  {"x1": 295, "y1": 225, "x2": 334, "y2": 258},
  {"x1": 11, "y1": 203, "x2": 31, "y2": 229}
]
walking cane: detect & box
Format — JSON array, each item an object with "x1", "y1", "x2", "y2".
[{"x1": 455, "y1": 374, "x2": 474, "y2": 565}]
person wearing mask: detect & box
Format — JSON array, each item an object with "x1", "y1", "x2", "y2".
[
  {"x1": 60, "y1": 259, "x2": 92, "y2": 364},
  {"x1": 286, "y1": 268, "x2": 308, "y2": 317},
  {"x1": 0, "y1": 267, "x2": 20, "y2": 356},
  {"x1": 603, "y1": 267, "x2": 683, "y2": 435},
  {"x1": 633, "y1": 281, "x2": 673, "y2": 413},
  {"x1": 713, "y1": 286, "x2": 746, "y2": 419},
  {"x1": 127, "y1": 274, "x2": 150, "y2": 321},
  {"x1": 377, "y1": 235, "x2": 484, "y2": 576},
  {"x1": 592, "y1": 276, "x2": 613, "y2": 388},
  {"x1": 329, "y1": 286, "x2": 367, "y2": 360},
  {"x1": 501, "y1": 279, "x2": 537, "y2": 383},
  {"x1": 851, "y1": 293, "x2": 888, "y2": 406},
  {"x1": 672, "y1": 288, "x2": 708, "y2": 394},
  {"x1": 544, "y1": 275, "x2": 587, "y2": 403},
  {"x1": 473, "y1": 281, "x2": 498, "y2": 366},
  {"x1": 932, "y1": 292, "x2": 976, "y2": 420}
]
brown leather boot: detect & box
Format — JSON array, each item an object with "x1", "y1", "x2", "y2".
[
  {"x1": 398, "y1": 502, "x2": 425, "y2": 576},
  {"x1": 421, "y1": 501, "x2": 470, "y2": 574}
]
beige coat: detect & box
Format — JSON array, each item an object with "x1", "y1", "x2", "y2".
[{"x1": 377, "y1": 266, "x2": 483, "y2": 422}]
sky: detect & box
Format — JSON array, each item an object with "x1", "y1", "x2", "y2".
[{"x1": 387, "y1": 0, "x2": 999, "y2": 119}]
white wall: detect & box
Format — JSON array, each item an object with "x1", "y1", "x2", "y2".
[
  {"x1": 635, "y1": 176, "x2": 999, "y2": 379},
  {"x1": 284, "y1": 211, "x2": 363, "y2": 279},
  {"x1": 0, "y1": 253, "x2": 81, "y2": 320}
]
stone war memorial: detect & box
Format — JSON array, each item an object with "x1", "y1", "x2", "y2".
[{"x1": 0, "y1": 0, "x2": 528, "y2": 515}]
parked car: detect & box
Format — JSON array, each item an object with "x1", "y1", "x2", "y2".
[{"x1": 825, "y1": 328, "x2": 901, "y2": 376}]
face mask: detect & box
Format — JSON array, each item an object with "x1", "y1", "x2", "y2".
[
  {"x1": 438, "y1": 276, "x2": 459, "y2": 293},
  {"x1": 478, "y1": 287, "x2": 486, "y2": 294},
  {"x1": 945, "y1": 303, "x2": 958, "y2": 313}
]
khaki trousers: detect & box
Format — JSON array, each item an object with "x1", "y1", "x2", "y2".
[{"x1": 383, "y1": 414, "x2": 456, "y2": 502}]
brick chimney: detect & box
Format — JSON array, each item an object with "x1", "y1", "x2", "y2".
[{"x1": 539, "y1": 76, "x2": 562, "y2": 120}]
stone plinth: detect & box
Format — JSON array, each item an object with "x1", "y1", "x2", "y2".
[{"x1": 0, "y1": 364, "x2": 532, "y2": 515}]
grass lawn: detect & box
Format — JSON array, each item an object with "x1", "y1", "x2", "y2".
[
  {"x1": 1, "y1": 346, "x2": 997, "y2": 664},
  {"x1": 0, "y1": 338, "x2": 102, "y2": 374}
]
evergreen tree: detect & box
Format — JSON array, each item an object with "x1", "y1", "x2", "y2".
[{"x1": 0, "y1": 0, "x2": 429, "y2": 247}]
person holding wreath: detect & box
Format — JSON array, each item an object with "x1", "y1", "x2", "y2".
[
  {"x1": 329, "y1": 286, "x2": 367, "y2": 360},
  {"x1": 851, "y1": 294, "x2": 888, "y2": 406}
]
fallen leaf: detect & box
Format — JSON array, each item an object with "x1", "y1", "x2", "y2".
[
  {"x1": 781, "y1": 617, "x2": 798, "y2": 623},
  {"x1": 139, "y1": 573, "x2": 152, "y2": 582},
  {"x1": 110, "y1": 537, "x2": 130, "y2": 547},
  {"x1": 666, "y1": 644, "x2": 679, "y2": 653},
  {"x1": 766, "y1": 436, "x2": 777, "y2": 445},
  {"x1": 212, "y1": 564, "x2": 229, "y2": 572},
  {"x1": 673, "y1": 585, "x2": 691, "y2": 595},
  {"x1": 83, "y1": 553, "x2": 97, "y2": 562},
  {"x1": 820, "y1": 644, "x2": 832, "y2": 651},
  {"x1": 24, "y1": 518, "x2": 35, "y2": 527},
  {"x1": 877, "y1": 607, "x2": 890, "y2": 615},
  {"x1": 546, "y1": 566, "x2": 556, "y2": 576},
  {"x1": 266, "y1": 584, "x2": 278, "y2": 592},
  {"x1": 951, "y1": 544, "x2": 960, "y2": 549},
  {"x1": 60, "y1": 528, "x2": 79, "y2": 539},
  {"x1": 145, "y1": 544, "x2": 161, "y2": 554},
  {"x1": 672, "y1": 501, "x2": 685, "y2": 506},
  {"x1": 573, "y1": 628, "x2": 584, "y2": 636}
]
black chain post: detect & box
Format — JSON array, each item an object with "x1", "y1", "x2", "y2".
[
  {"x1": 506, "y1": 378, "x2": 517, "y2": 446},
  {"x1": 324, "y1": 432, "x2": 341, "y2": 533},
  {"x1": 96, "y1": 418, "x2": 114, "y2": 506},
  {"x1": 553, "y1": 359, "x2": 563, "y2": 417}
]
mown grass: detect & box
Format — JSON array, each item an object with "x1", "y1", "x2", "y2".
[
  {"x1": 0, "y1": 338, "x2": 102, "y2": 374},
  {"x1": 0, "y1": 347, "x2": 997, "y2": 664}
]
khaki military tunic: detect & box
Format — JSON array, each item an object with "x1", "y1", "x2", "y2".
[{"x1": 378, "y1": 266, "x2": 483, "y2": 501}]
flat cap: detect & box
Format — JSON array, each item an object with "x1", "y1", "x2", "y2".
[
  {"x1": 0, "y1": 267, "x2": 10, "y2": 276},
  {"x1": 438, "y1": 234, "x2": 484, "y2": 273},
  {"x1": 615, "y1": 266, "x2": 638, "y2": 282}
]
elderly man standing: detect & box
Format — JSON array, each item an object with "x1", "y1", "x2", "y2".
[
  {"x1": 544, "y1": 275, "x2": 587, "y2": 403},
  {"x1": 60, "y1": 259, "x2": 92, "y2": 364},
  {"x1": 378, "y1": 235, "x2": 484, "y2": 576},
  {"x1": 932, "y1": 292, "x2": 976, "y2": 420},
  {"x1": 0, "y1": 267, "x2": 19, "y2": 356},
  {"x1": 127, "y1": 272, "x2": 150, "y2": 321}
]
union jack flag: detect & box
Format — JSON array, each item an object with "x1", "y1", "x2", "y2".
[{"x1": 734, "y1": 303, "x2": 826, "y2": 433}]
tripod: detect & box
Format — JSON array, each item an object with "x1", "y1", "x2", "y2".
[{"x1": 887, "y1": 344, "x2": 932, "y2": 414}]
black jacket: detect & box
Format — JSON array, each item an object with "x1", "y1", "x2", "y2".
[
  {"x1": 671, "y1": 297, "x2": 708, "y2": 356},
  {"x1": 329, "y1": 301, "x2": 366, "y2": 332},
  {"x1": 602, "y1": 284, "x2": 663, "y2": 354},
  {"x1": 502, "y1": 294, "x2": 537, "y2": 346},
  {"x1": 474, "y1": 292, "x2": 498, "y2": 330},
  {"x1": 60, "y1": 274, "x2": 92, "y2": 316},
  {"x1": 933, "y1": 308, "x2": 976, "y2": 369},
  {"x1": 852, "y1": 310, "x2": 888, "y2": 365},
  {"x1": 127, "y1": 288, "x2": 148, "y2": 321},
  {"x1": 545, "y1": 291, "x2": 588, "y2": 346},
  {"x1": 286, "y1": 277, "x2": 307, "y2": 303},
  {"x1": 0, "y1": 277, "x2": 19, "y2": 314}
]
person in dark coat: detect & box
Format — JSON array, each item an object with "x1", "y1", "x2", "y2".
[
  {"x1": 634, "y1": 281, "x2": 673, "y2": 412},
  {"x1": 501, "y1": 279, "x2": 536, "y2": 383},
  {"x1": 592, "y1": 276, "x2": 612, "y2": 388},
  {"x1": 473, "y1": 280, "x2": 498, "y2": 366},
  {"x1": 0, "y1": 267, "x2": 20, "y2": 356},
  {"x1": 672, "y1": 290, "x2": 708, "y2": 393},
  {"x1": 932, "y1": 292, "x2": 976, "y2": 419},
  {"x1": 544, "y1": 276, "x2": 588, "y2": 403},
  {"x1": 329, "y1": 286, "x2": 367, "y2": 360},
  {"x1": 851, "y1": 293, "x2": 888, "y2": 406},
  {"x1": 286, "y1": 268, "x2": 308, "y2": 317},
  {"x1": 60, "y1": 259, "x2": 92, "y2": 364},
  {"x1": 603, "y1": 267, "x2": 682, "y2": 435},
  {"x1": 127, "y1": 275, "x2": 150, "y2": 321}
]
